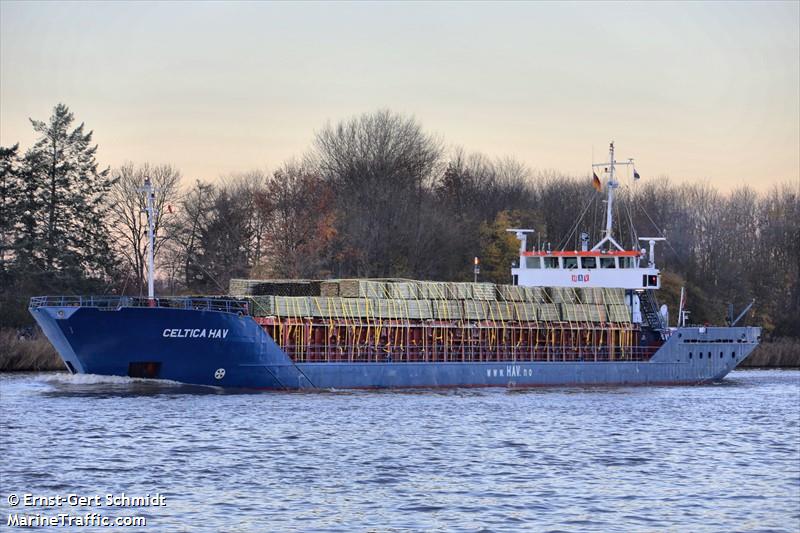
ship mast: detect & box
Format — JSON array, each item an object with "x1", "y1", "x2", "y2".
[
  {"x1": 604, "y1": 142, "x2": 617, "y2": 244},
  {"x1": 591, "y1": 141, "x2": 634, "y2": 252},
  {"x1": 142, "y1": 177, "x2": 156, "y2": 301}
]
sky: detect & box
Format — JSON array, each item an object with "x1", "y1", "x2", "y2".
[{"x1": 1, "y1": 1, "x2": 798, "y2": 191}]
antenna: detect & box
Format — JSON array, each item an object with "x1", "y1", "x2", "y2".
[
  {"x1": 506, "y1": 228, "x2": 535, "y2": 254},
  {"x1": 638, "y1": 237, "x2": 666, "y2": 268},
  {"x1": 606, "y1": 141, "x2": 617, "y2": 239}
]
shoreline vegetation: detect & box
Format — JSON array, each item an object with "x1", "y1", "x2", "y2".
[
  {"x1": 1, "y1": 327, "x2": 796, "y2": 373},
  {"x1": 0, "y1": 328, "x2": 64, "y2": 371},
  {"x1": 739, "y1": 337, "x2": 800, "y2": 368}
]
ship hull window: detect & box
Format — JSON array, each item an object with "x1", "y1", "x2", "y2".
[
  {"x1": 581, "y1": 257, "x2": 597, "y2": 269},
  {"x1": 563, "y1": 257, "x2": 578, "y2": 269},
  {"x1": 544, "y1": 257, "x2": 559, "y2": 269}
]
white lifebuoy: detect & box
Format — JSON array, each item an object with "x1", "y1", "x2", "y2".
[{"x1": 214, "y1": 368, "x2": 226, "y2": 380}]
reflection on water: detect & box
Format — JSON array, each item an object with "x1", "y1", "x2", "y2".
[{"x1": 1, "y1": 370, "x2": 798, "y2": 532}]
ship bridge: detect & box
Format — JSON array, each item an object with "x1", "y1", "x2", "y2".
[
  {"x1": 507, "y1": 142, "x2": 669, "y2": 330},
  {"x1": 507, "y1": 142, "x2": 664, "y2": 292},
  {"x1": 510, "y1": 247, "x2": 660, "y2": 290}
]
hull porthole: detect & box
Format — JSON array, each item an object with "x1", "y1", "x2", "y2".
[{"x1": 214, "y1": 368, "x2": 226, "y2": 380}]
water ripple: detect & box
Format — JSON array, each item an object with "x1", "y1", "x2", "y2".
[{"x1": 1, "y1": 370, "x2": 798, "y2": 532}]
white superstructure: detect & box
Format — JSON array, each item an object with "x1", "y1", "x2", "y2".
[
  {"x1": 509, "y1": 142, "x2": 663, "y2": 325},
  {"x1": 510, "y1": 248, "x2": 660, "y2": 290}
]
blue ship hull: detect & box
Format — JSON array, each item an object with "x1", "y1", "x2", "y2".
[{"x1": 30, "y1": 302, "x2": 761, "y2": 389}]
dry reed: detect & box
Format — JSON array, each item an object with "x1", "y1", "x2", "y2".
[
  {"x1": 0, "y1": 328, "x2": 65, "y2": 371},
  {"x1": 741, "y1": 337, "x2": 800, "y2": 368}
]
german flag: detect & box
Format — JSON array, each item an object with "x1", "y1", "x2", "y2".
[{"x1": 592, "y1": 172, "x2": 602, "y2": 192}]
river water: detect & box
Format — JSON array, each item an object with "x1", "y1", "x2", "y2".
[{"x1": 1, "y1": 370, "x2": 798, "y2": 532}]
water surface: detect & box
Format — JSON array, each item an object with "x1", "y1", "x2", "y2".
[{"x1": 1, "y1": 370, "x2": 798, "y2": 532}]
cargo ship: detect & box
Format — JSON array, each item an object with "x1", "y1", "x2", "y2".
[{"x1": 30, "y1": 143, "x2": 761, "y2": 389}]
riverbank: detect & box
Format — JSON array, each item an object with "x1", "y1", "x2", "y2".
[
  {"x1": 0, "y1": 328, "x2": 64, "y2": 371},
  {"x1": 0, "y1": 328, "x2": 797, "y2": 371},
  {"x1": 738, "y1": 337, "x2": 800, "y2": 368}
]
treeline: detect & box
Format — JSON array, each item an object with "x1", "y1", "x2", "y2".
[{"x1": 1, "y1": 105, "x2": 798, "y2": 339}]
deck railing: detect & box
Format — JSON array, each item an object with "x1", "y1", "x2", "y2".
[
  {"x1": 282, "y1": 344, "x2": 660, "y2": 364},
  {"x1": 29, "y1": 296, "x2": 249, "y2": 315}
]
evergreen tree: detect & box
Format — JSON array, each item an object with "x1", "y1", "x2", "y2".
[
  {"x1": 0, "y1": 144, "x2": 20, "y2": 276},
  {"x1": 24, "y1": 103, "x2": 116, "y2": 278}
]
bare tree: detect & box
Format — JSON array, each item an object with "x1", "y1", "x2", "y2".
[
  {"x1": 159, "y1": 180, "x2": 212, "y2": 292},
  {"x1": 107, "y1": 162, "x2": 181, "y2": 294},
  {"x1": 219, "y1": 170, "x2": 271, "y2": 269},
  {"x1": 314, "y1": 109, "x2": 444, "y2": 277},
  {"x1": 252, "y1": 161, "x2": 336, "y2": 278},
  {"x1": 164, "y1": 179, "x2": 255, "y2": 293}
]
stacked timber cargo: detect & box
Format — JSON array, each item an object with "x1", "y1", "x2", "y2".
[
  {"x1": 229, "y1": 278, "x2": 630, "y2": 324},
  {"x1": 229, "y1": 278, "x2": 321, "y2": 297}
]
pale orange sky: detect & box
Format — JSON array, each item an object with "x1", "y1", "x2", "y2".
[{"x1": 1, "y1": 1, "x2": 798, "y2": 190}]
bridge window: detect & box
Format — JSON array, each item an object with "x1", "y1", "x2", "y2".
[
  {"x1": 581, "y1": 257, "x2": 597, "y2": 269},
  {"x1": 600, "y1": 257, "x2": 616, "y2": 269},
  {"x1": 544, "y1": 257, "x2": 559, "y2": 269},
  {"x1": 525, "y1": 257, "x2": 541, "y2": 269},
  {"x1": 620, "y1": 257, "x2": 634, "y2": 269},
  {"x1": 563, "y1": 257, "x2": 578, "y2": 269}
]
